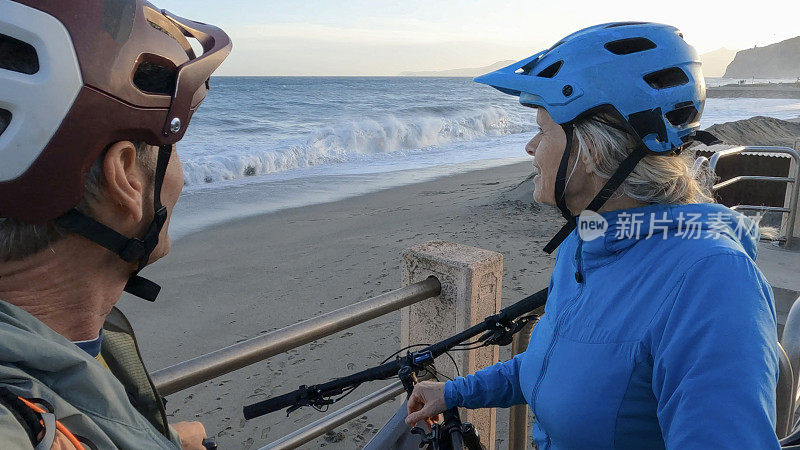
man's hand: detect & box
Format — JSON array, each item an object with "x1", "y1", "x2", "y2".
[
  {"x1": 171, "y1": 421, "x2": 207, "y2": 450},
  {"x1": 405, "y1": 381, "x2": 448, "y2": 427}
]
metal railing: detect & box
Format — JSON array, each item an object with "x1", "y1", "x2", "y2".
[
  {"x1": 152, "y1": 276, "x2": 441, "y2": 395},
  {"x1": 706, "y1": 146, "x2": 800, "y2": 248}
]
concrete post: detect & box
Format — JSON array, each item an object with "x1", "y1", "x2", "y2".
[{"x1": 401, "y1": 241, "x2": 503, "y2": 450}]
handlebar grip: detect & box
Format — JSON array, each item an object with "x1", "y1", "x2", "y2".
[
  {"x1": 243, "y1": 390, "x2": 299, "y2": 419},
  {"x1": 499, "y1": 287, "x2": 547, "y2": 321}
]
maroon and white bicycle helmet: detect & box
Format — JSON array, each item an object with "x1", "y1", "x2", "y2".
[{"x1": 0, "y1": 0, "x2": 232, "y2": 300}]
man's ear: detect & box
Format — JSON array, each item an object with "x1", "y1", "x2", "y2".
[{"x1": 102, "y1": 141, "x2": 145, "y2": 223}]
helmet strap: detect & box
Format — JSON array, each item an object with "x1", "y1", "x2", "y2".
[
  {"x1": 543, "y1": 133, "x2": 648, "y2": 254},
  {"x1": 54, "y1": 145, "x2": 173, "y2": 301},
  {"x1": 553, "y1": 122, "x2": 576, "y2": 222}
]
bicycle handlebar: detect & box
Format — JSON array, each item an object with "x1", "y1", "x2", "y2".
[
  {"x1": 243, "y1": 287, "x2": 548, "y2": 420},
  {"x1": 243, "y1": 362, "x2": 397, "y2": 419}
]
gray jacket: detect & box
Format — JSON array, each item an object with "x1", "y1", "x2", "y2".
[{"x1": 0, "y1": 301, "x2": 181, "y2": 449}]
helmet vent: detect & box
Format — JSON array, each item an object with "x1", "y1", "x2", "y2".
[
  {"x1": 536, "y1": 61, "x2": 563, "y2": 78},
  {"x1": 147, "y1": 17, "x2": 197, "y2": 59},
  {"x1": 133, "y1": 60, "x2": 177, "y2": 95},
  {"x1": 0, "y1": 108, "x2": 10, "y2": 137},
  {"x1": 0, "y1": 34, "x2": 39, "y2": 75},
  {"x1": 665, "y1": 104, "x2": 699, "y2": 126},
  {"x1": 644, "y1": 67, "x2": 689, "y2": 89},
  {"x1": 605, "y1": 21, "x2": 649, "y2": 28},
  {"x1": 604, "y1": 37, "x2": 657, "y2": 55},
  {"x1": 147, "y1": 19, "x2": 177, "y2": 40},
  {"x1": 516, "y1": 60, "x2": 539, "y2": 75}
]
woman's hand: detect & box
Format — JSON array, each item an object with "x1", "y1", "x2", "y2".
[
  {"x1": 405, "y1": 381, "x2": 448, "y2": 426},
  {"x1": 171, "y1": 421, "x2": 207, "y2": 450}
]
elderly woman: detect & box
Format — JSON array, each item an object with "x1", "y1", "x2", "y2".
[{"x1": 405, "y1": 23, "x2": 780, "y2": 449}]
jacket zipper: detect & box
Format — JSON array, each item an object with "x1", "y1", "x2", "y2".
[
  {"x1": 574, "y1": 239, "x2": 584, "y2": 283},
  {"x1": 532, "y1": 240, "x2": 585, "y2": 449}
]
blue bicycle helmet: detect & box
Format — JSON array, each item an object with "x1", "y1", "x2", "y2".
[{"x1": 475, "y1": 22, "x2": 712, "y2": 253}]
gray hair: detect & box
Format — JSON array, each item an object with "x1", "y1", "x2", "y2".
[
  {"x1": 571, "y1": 111, "x2": 716, "y2": 205},
  {"x1": 570, "y1": 112, "x2": 780, "y2": 240},
  {"x1": 0, "y1": 139, "x2": 154, "y2": 262}
]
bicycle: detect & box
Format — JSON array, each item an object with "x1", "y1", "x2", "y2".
[{"x1": 242, "y1": 287, "x2": 548, "y2": 449}]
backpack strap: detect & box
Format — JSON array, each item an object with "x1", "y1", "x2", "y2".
[
  {"x1": 0, "y1": 386, "x2": 42, "y2": 446},
  {"x1": 17, "y1": 397, "x2": 86, "y2": 450},
  {"x1": 0, "y1": 387, "x2": 85, "y2": 450}
]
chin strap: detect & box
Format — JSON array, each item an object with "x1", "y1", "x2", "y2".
[
  {"x1": 543, "y1": 122, "x2": 649, "y2": 254},
  {"x1": 553, "y1": 122, "x2": 576, "y2": 222},
  {"x1": 55, "y1": 145, "x2": 173, "y2": 301},
  {"x1": 685, "y1": 129, "x2": 722, "y2": 147}
]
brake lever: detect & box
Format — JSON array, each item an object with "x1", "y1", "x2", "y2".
[
  {"x1": 482, "y1": 315, "x2": 539, "y2": 347},
  {"x1": 283, "y1": 384, "x2": 343, "y2": 416}
]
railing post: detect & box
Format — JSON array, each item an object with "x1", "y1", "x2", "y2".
[
  {"x1": 787, "y1": 141, "x2": 800, "y2": 247},
  {"x1": 401, "y1": 241, "x2": 503, "y2": 450}
]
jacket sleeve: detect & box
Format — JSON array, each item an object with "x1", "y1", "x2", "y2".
[
  {"x1": 650, "y1": 253, "x2": 780, "y2": 450},
  {"x1": 444, "y1": 353, "x2": 526, "y2": 409}
]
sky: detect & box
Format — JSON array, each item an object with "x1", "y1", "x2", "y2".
[{"x1": 156, "y1": 0, "x2": 800, "y2": 76}]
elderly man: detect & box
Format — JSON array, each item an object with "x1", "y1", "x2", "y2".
[{"x1": 0, "y1": 1, "x2": 231, "y2": 448}]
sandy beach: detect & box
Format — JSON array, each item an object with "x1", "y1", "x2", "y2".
[{"x1": 118, "y1": 161, "x2": 562, "y2": 449}]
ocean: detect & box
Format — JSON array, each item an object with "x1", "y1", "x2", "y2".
[{"x1": 171, "y1": 76, "x2": 800, "y2": 239}]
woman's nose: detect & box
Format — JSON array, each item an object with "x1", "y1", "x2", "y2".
[{"x1": 525, "y1": 134, "x2": 541, "y2": 157}]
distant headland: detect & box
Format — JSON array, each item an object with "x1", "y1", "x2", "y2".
[{"x1": 724, "y1": 36, "x2": 800, "y2": 79}]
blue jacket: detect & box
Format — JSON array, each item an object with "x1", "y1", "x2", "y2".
[{"x1": 444, "y1": 203, "x2": 779, "y2": 449}]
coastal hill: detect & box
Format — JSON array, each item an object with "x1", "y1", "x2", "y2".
[
  {"x1": 400, "y1": 60, "x2": 514, "y2": 77},
  {"x1": 699, "y1": 48, "x2": 739, "y2": 77},
  {"x1": 724, "y1": 36, "x2": 800, "y2": 79}
]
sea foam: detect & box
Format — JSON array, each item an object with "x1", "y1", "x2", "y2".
[{"x1": 181, "y1": 106, "x2": 529, "y2": 185}]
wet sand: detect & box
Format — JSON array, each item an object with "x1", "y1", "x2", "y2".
[{"x1": 117, "y1": 161, "x2": 562, "y2": 449}]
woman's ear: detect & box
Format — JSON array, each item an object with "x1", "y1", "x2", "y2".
[
  {"x1": 579, "y1": 144, "x2": 598, "y2": 174},
  {"x1": 102, "y1": 141, "x2": 145, "y2": 223}
]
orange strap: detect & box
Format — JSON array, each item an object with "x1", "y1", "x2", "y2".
[{"x1": 17, "y1": 397, "x2": 85, "y2": 450}]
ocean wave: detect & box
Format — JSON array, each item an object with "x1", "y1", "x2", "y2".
[{"x1": 182, "y1": 107, "x2": 531, "y2": 185}]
